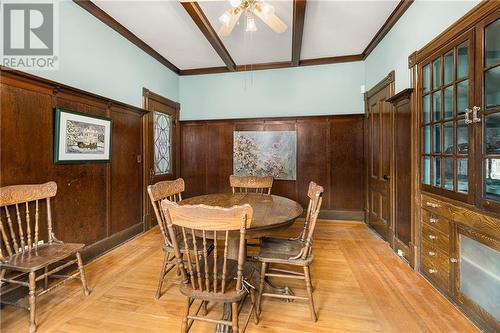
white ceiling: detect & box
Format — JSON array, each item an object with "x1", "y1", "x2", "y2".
[
  {"x1": 301, "y1": 0, "x2": 399, "y2": 59},
  {"x1": 91, "y1": 0, "x2": 400, "y2": 70}
]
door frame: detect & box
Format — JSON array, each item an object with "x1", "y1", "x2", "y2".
[
  {"x1": 142, "y1": 88, "x2": 180, "y2": 231},
  {"x1": 364, "y1": 71, "x2": 396, "y2": 246}
]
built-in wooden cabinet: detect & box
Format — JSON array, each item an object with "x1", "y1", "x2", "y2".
[{"x1": 413, "y1": 3, "x2": 500, "y2": 332}]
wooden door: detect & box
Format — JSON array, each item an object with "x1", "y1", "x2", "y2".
[
  {"x1": 143, "y1": 88, "x2": 180, "y2": 230},
  {"x1": 365, "y1": 72, "x2": 395, "y2": 242}
]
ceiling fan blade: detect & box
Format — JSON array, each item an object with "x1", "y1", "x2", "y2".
[
  {"x1": 218, "y1": 10, "x2": 242, "y2": 37},
  {"x1": 254, "y1": 10, "x2": 287, "y2": 33}
]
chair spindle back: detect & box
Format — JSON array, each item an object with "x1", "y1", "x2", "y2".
[
  {"x1": 161, "y1": 200, "x2": 253, "y2": 295},
  {"x1": 0, "y1": 182, "x2": 58, "y2": 261},
  {"x1": 230, "y1": 175, "x2": 273, "y2": 195},
  {"x1": 147, "y1": 178, "x2": 185, "y2": 248},
  {"x1": 293, "y1": 181, "x2": 324, "y2": 260}
]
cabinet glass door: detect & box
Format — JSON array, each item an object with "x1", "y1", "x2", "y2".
[
  {"x1": 479, "y1": 16, "x2": 500, "y2": 211},
  {"x1": 421, "y1": 32, "x2": 474, "y2": 203}
]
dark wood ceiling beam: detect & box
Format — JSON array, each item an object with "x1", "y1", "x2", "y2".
[
  {"x1": 181, "y1": 1, "x2": 236, "y2": 72},
  {"x1": 362, "y1": 0, "x2": 414, "y2": 59},
  {"x1": 73, "y1": 0, "x2": 179, "y2": 73},
  {"x1": 291, "y1": 0, "x2": 307, "y2": 67}
]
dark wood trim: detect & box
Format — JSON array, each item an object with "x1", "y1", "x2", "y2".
[
  {"x1": 0, "y1": 66, "x2": 147, "y2": 114},
  {"x1": 180, "y1": 113, "x2": 360, "y2": 124},
  {"x1": 81, "y1": 222, "x2": 144, "y2": 262},
  {"x1": 143, "y1": 88, "x2": 180, "y2": 110},
  {"x1": 408, "y1": 50, "x2": 418, "y2": 68},
  {"x1": 387, "y1": 88, "x2": 413, "y2": 103},
  {"x1": 365, "y1": 70, "x2": 395, "y2": 98},
  {"x1": 318, "y1": 210, "x2": 365, "y2": 221},
  {"x1": 299, "y1": 54, "x2": 364, "y2": 67},
  {"x1": 180, "y1": 55, "x2": 363, "y2": 75},
  {"x1": 362, "y1": 0, "x2": 414, "y2": 59},
  {"x1": 292, "y1": 0, "x2": 307, "y2": 66},
  {"x1": 181, "y1": 1, "x2": 236, "y2": 72},
  {"x1": 72, "y1": 0, "x2": 179, "y2": 74}
]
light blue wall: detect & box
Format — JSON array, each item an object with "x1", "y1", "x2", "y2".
[
  {"x1": 179, "y1": 61, "x2": 365, "y2": 120},
  {"x1": 365, "y1": 0, "x2": 480, "y2": 93},
  {"x1": 25, "y1": 0, "x2": 179, "y2": 108}
]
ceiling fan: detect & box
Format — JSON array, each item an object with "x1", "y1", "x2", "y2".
[{"x1": 181, "y1": 0, "x2": 287, "y2": 37}]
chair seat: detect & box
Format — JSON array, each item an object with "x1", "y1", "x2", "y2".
[
  {"x1": 258, "y1": 237, "x2": 312, "y2": 265},
  {"x1": 180, "y1": 259, "x2": 253, "y2": 303},
  {"x1": 0, "y1": 243, "x2": 85, "y2": 272}
]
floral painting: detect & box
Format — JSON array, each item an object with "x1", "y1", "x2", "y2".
[{"x1": 233, "y1": 131, "x2": 296, "y2": 180}]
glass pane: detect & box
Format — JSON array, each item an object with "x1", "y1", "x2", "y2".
[
  {"x1": 485, "y1": 66, "x2": 500, "y2": 108},
  {"x1": 444, "y1": 50, "x2": 454, "y2": 84},
  {"x1": 485, "y1": 19, "x2": 500, "y2": 66},
  {"x1": 485, "y1": 113, "x2": 500, "y2": 155},
  {"x1": 457, "y1": 121, "x2": 469, "y2": 155},
  {"x1": 423, "y1": 125, "x2": 431, "y2": 154},
  {"x1": 153, "y1": 112, "x2": 172, "y2": 175},
  {"x1": 457, "y1": 158, "x2": 468, "y2": 193},
  {"x1": 433, "y1": 58, "x2": 442, "y2": 88},
  {"x1": 433, "y1": 157, "x2": 441, "y2": 187},
  {"x1": 444, "y1": 86, "x2": 453, "y2": 119},
  {"x1": 457, "y1": 42, "x2": 468, "y2": 79},
  {"x1": 423, "y1": 94, "x2": 431, "y2": 124},
  {"x1": 444, "y1": 158, "x2": 454, "y2": 190},
  {"x1": 444, "y1": 121, "x2": 454, "y2": 154},
  {"x1": 457, "y1": 80, "x2": 469, "y2": 115},
  {"x1": 423, "y1": 156, "x2": 431, "y2": 185},
  {"x1": 433, "y1": 91, "x2": 441, "y2": 122},
  {"x1": 459, "y1": 235, "x2": 500, "y2": 321},
  {"x1": 485, "y1": 158, "x2": 500, "y2": 198},
  {"x1": 433, "y1": 124, "x2": 441, "y2": 153},
  {"x1": 423, "y1": 64, "x2": 431, "y2": 93}
]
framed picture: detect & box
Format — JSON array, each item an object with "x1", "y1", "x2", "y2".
[
  {"x1": 53, "y1": 108, "x2": 112, "y2": 164},
  {"x1": 233, "y1": 131, "x2": 297, "y2": 180}
]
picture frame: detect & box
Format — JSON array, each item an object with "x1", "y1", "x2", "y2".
[{"x1": 53, "y1": 108, "x2": 112, "y2": 164}]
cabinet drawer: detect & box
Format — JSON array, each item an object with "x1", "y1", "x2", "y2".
[
  {"x1": 421, "y1": 223, "x2": 449, "y2": 253},
  {"x1": 421, "y1": 248, "x2": 450, "y2": 292},
  {"x1": 421, "y1": 240, "x2": 450, "y2": 266},
  {"x1": 421, "y1": 194, "x2": 454, "y2": 218},
  {"x1": 421, "y1": 208, "x2": 450, "y2": 234}
]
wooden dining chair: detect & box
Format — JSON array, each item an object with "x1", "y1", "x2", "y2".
[
  {"x1": 148, "y1": 178, "x2": 212, "y2": 300},
  {"x1": 161, "y1": 200, "x2": 258, "y2": 333},
  {"x1": 0, "y1": 182, "x2": 90, "y2": 333},
  {"x1": 230, "y1": 175, "x2": 273, "y2": 195},
  {"x1": 256, "y1": 181, "x2": 323, "y2": 322}
]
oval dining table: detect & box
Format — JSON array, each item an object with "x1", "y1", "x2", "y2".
[
  {"x1": 179, "y1": 192, "x2": 303, "y2": 333},
  {"x1": 180, "y1": 192, "x2": 303, "y2": 258}
]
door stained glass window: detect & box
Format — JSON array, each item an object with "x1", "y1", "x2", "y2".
[{"x1": 154, "y1": 112, "x2": 172, "y2": 175}]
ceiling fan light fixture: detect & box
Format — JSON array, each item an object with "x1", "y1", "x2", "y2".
[
  {"x1": 218, "y1": 10, "x2": 232, "y2": 26},
  {"x1": 246, "y1": 14, "x2": 257, "y2": 32}
]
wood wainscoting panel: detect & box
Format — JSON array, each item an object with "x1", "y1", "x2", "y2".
[
  {"x1": 180, "y1": 115, "x2": 365, "y2": 213},
  {"x1": 0, "y1": 68, "x2": 145, "y2": 260}
]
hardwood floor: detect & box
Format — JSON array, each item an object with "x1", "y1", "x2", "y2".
[{"x1": 1, "y1": 220, "x2": 478, "y2": 333}]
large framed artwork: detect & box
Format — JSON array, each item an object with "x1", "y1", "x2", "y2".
[
  {"x1": 233, "y1": 131, "x2": 297, "y2": 180},
  {"x1": 53, "y1": 108, "x2": 112, "y2": 164}
]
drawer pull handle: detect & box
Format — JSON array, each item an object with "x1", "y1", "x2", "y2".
[
  {"x1": 429, "y1": 218, "x2": 438, "y2": 223},
  {"x1": 450, "y1": 258, "x2": 458, "y2": 263},
  {"x1": 428, "y1": 268, "x2": 437, "y2": 274},
  {"x1": 428, "y1": 251, "x2": 436, "y2": 256},
  {"x1": 428, "y1": 235, "x2": 437, "y2": 240},
  {"x1": 426, "y1": 202, "x2": 440, "y2": 208}
]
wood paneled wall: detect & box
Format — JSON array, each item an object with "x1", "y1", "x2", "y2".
[
  {"x1": 0, "y1": 69, "x2": 145, "y2": 260},
  {"x1": 180, "y1": 115, "x2": 365, "y2": 216}
]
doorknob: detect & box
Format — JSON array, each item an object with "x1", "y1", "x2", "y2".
[{"x1": 383, "y1": 175, "x2": 390, "y2": 180}]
